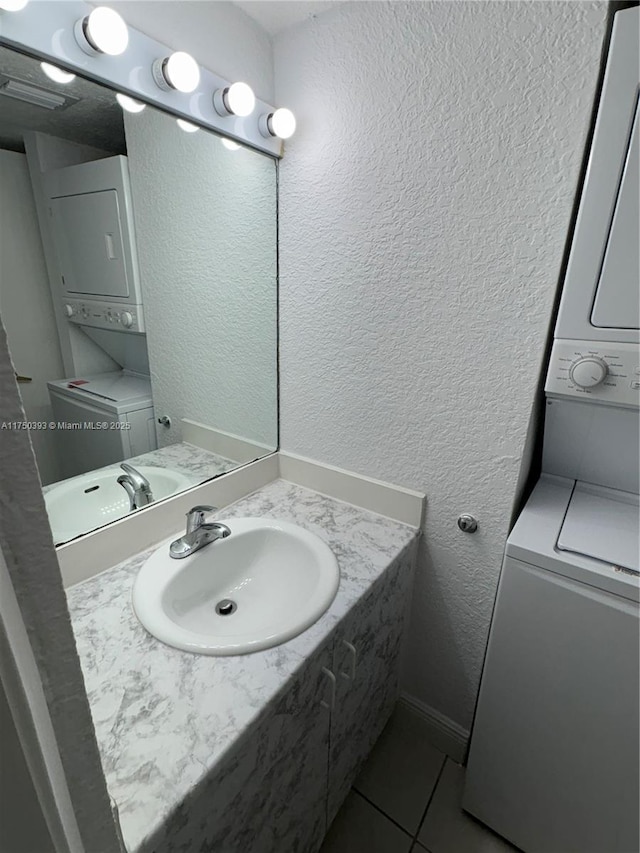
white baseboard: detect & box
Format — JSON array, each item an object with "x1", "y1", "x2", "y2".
[
  {"x1": 278, "y1": 452, "x2": 425, "y2": 528},
  {"x1": 398, "y1": 692, "x2": 469, "y2": 763},
  {"x1": 182, "y1": 419, "x2": 275, "y2": 465}
]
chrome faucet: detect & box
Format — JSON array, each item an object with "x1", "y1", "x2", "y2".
[
  {"x1": 117, "y1": 463, "x2": 154, "y2": 511},
  {"x1": 169, "y1": 505, "x2": 231, "y2": 559}
]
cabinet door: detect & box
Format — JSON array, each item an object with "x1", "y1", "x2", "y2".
[
  {"x1": 327, "y1": 544, "x2": 416, "y2": 825},
  {"x1": 140, "y1": 644, "x2": 332, "y2": 853}
]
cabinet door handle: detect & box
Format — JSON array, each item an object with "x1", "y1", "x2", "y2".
[
  {"x1": 340, "y1": 641, "x2": 357, "y2": 681},
  {"x1": 320, "y1": 667, "x2": 336, "y2": 711}
]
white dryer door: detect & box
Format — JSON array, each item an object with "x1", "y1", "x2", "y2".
[
  {"x1": 51, "y1": 190, "x2": 130, "y2": 299},
  {"x1": 591, "y1": 100, "x2": 639, "y2": 330}
]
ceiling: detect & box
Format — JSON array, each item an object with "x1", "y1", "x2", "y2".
[
  {"x1": 0, "y1": 46, "x2": 125, "y2": 155},
  {"x1": 234, "y1": 1, "x2": 338, "y2": 36}
]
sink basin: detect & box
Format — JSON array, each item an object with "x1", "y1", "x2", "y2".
[
  {"x1": 45, "y1": 465, "x2": 196, "y2": 544},
  {"x1": 132, "y1": 517, "x2": 340, "y2": 655}
]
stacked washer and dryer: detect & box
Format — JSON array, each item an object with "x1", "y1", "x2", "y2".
[
  {"x1": 43, "y1": 155, "x2": 157, "y2": 480},
  {"x1": 463, "y1": 8, "x2": 639, "y2": 853}
]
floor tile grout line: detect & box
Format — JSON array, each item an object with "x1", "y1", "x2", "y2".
[
  {"x1": 350, "y1": 789, "x2": 415, "y2": 839},
  {"x1": 411, "y1": 756, "x2": 448, "y2": 844}
]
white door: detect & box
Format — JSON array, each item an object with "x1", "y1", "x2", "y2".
[
  {"x1": 51, "y1": 190, "x2": 130, "y2": 299},
  {"x1": 591, "y1": 99, "x2": 640, "y2": 329},
  {"x1": 555, "y1": 7, "x2": 640, "y2": 343}
]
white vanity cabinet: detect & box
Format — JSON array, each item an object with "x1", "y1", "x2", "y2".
[
  {"x1": 326, "y1": 550, "x2": 414, "y2": 826},
  {"x1": 137, "y1": 644, "x2": 333, "y2": 853},
  {"x1": 137, "y1": 541, "x2": 416, "y2": 853}
]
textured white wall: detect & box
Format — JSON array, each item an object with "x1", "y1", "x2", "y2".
[
  {"x1": 274, "y1": 1, "x2": 607, "y2": 730},
  {"x1": 124, "y1": 107, "x2": 277, "y2": 448},
  {"x1": 0, "y1": 323, "x2": 122, "y2": 852},
  {"x1": 0, "y1": 150, "x2": 65, "y2": 485}
]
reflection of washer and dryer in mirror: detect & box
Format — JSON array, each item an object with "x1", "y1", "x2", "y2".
[
  {"x1": 42, "y1": 154, "x2": 157, "y2": 480},
  {"x1": 464, "y1": 8, "x2": 639, "y2": 853}
]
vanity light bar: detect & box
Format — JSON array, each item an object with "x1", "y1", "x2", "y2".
[{"x1": 0, "y1": 0, "x2": 292, "y2": 156}]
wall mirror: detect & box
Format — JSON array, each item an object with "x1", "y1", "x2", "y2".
[{"x1": 0, "y1": 44, "x2": 278, "y2": 546}]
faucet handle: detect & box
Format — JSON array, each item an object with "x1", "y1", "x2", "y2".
[{"x1": 185, "y1": 505, "x2": 216, "y2": 533}]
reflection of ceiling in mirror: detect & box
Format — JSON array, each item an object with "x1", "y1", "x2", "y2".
[{"x1": 0, "y1": 46, "x2": 125, "y2": 154}]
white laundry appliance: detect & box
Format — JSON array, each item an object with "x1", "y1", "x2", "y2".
[
  {"x1": 463, "y1": 7, "x2": 640, "y2": 853},
  {"x1": 47, "y1": 371, "x2": 156, "y2": 479},
  {"x1": 44, "y1": 154, "x2": 157, "y2": 479},
  {"x1": 43, "y1": 155, "x2": 145, "y2": 332}
]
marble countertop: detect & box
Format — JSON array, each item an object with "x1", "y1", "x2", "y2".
[
  {"x1": 44, "y1": 441, "x2": 238, "y2": 496},
  {"x1": 65, "y1": 479, "x2": 419, "y2": 852}
]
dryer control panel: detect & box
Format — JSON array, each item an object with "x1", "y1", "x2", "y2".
[
  {"x1": 546, "y1": 339, "x2": 640, "y2": 408},
  {"x1": 62, "y1": 299, "x2": 145, "y2": 334}
]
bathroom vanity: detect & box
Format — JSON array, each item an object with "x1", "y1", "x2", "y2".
[{"x1": 65, "y1": 479, "x2": 419, "y2": 852}]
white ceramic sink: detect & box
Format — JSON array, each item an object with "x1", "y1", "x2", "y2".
[
  {"x1": 132, "y1": 517, "x2": 340, "y2": 655},
  {"x1": 45, "y1": 465, "x2": 195, "y2": 544}
]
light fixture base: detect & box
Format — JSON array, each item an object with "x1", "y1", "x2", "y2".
[
  {"x1": 74, "y1": 16, "x2": 97, "y2": 55},
  {"x1": 213, "y1": 87, "x2": 230, "y2": 116},
  {"x1": 151, "y1": 58, "x2": 172, "y2": 91},
  {"x1": 258, "y1": 112, "x2": 273, "y2": 138}
]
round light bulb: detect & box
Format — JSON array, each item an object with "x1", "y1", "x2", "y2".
[
  {"x1": 214, "y1": 81, "x2": 255, "y2": 117},
  {"x1": 270, "y1": 108, "x2": 296, "y2": 139},
  {"x1": 76, "y1": 7, "x2": 129, "y2": 56},
  {"x1": 40, "y1": 63, "x2": 76, "y2": 84},
  {"x1": 227, "y1": 82, "x2": 255, "y2": 116},
  {"x1": 176, "y1": 118, "x2": 199, "y2": 133},
  {"x1": 221, "y1": 138, "x2": 240, "y2": 151},
  {"x1": 0, "y1": 0, "x2": 29, "y2": 11},
  {"x1": 116, "y1": 93, "x2": 145, "y2": 113},
  {"x1": 153, "y1": 51, "x2": 200, "y2": 93}
]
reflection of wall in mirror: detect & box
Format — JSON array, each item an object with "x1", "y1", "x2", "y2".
[
  {"x1": 124, "y1": 109, "x2": 277, "y2": 451},
  {"x1": 0, "y1": 149, "x2": 64, "y2": 485}
]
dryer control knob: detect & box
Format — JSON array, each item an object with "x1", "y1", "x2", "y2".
[
  {"x1": 63, "y1": 304, "x2": 75, "y2": 318},
  {"x1": 121, "y1": 311, "x2": 134, "y2": 328},
  {"x1": 570, "y1": 357, "x2": 608, "y2": 389}
]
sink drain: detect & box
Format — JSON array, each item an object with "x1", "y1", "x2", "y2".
[{"x1": 215, "y1": 599, "x2": 237, "y2": 616}]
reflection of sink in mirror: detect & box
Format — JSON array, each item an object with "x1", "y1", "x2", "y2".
[
  {"x1": 133, "y1": 517, "x2": 340, "y2": 655},
  {"x1": 0, "y1": 43, "x2": 277, "y2": 545},
  {"x1": 44, "y1": 465, "x2": 196, "y2": 545}
]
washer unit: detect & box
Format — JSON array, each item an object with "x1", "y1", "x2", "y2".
[
  {"x1": 47, "y1": 372, "x2": 156, "y2": 479},
  {"x1": 463, "y1": 8, "x2": 639, "y2": 852}
]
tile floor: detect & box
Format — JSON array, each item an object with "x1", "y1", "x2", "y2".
[{"x1": 320, "y1": 703, "x2": 521, "y2": 853}]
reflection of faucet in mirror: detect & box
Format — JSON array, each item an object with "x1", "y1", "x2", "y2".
[
  {"x1": 118, "y1": 463, "x2": 154, "y2": 510},
  {"x1": 169, "y1": 505, "x2": 231, "y2": 559}
]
